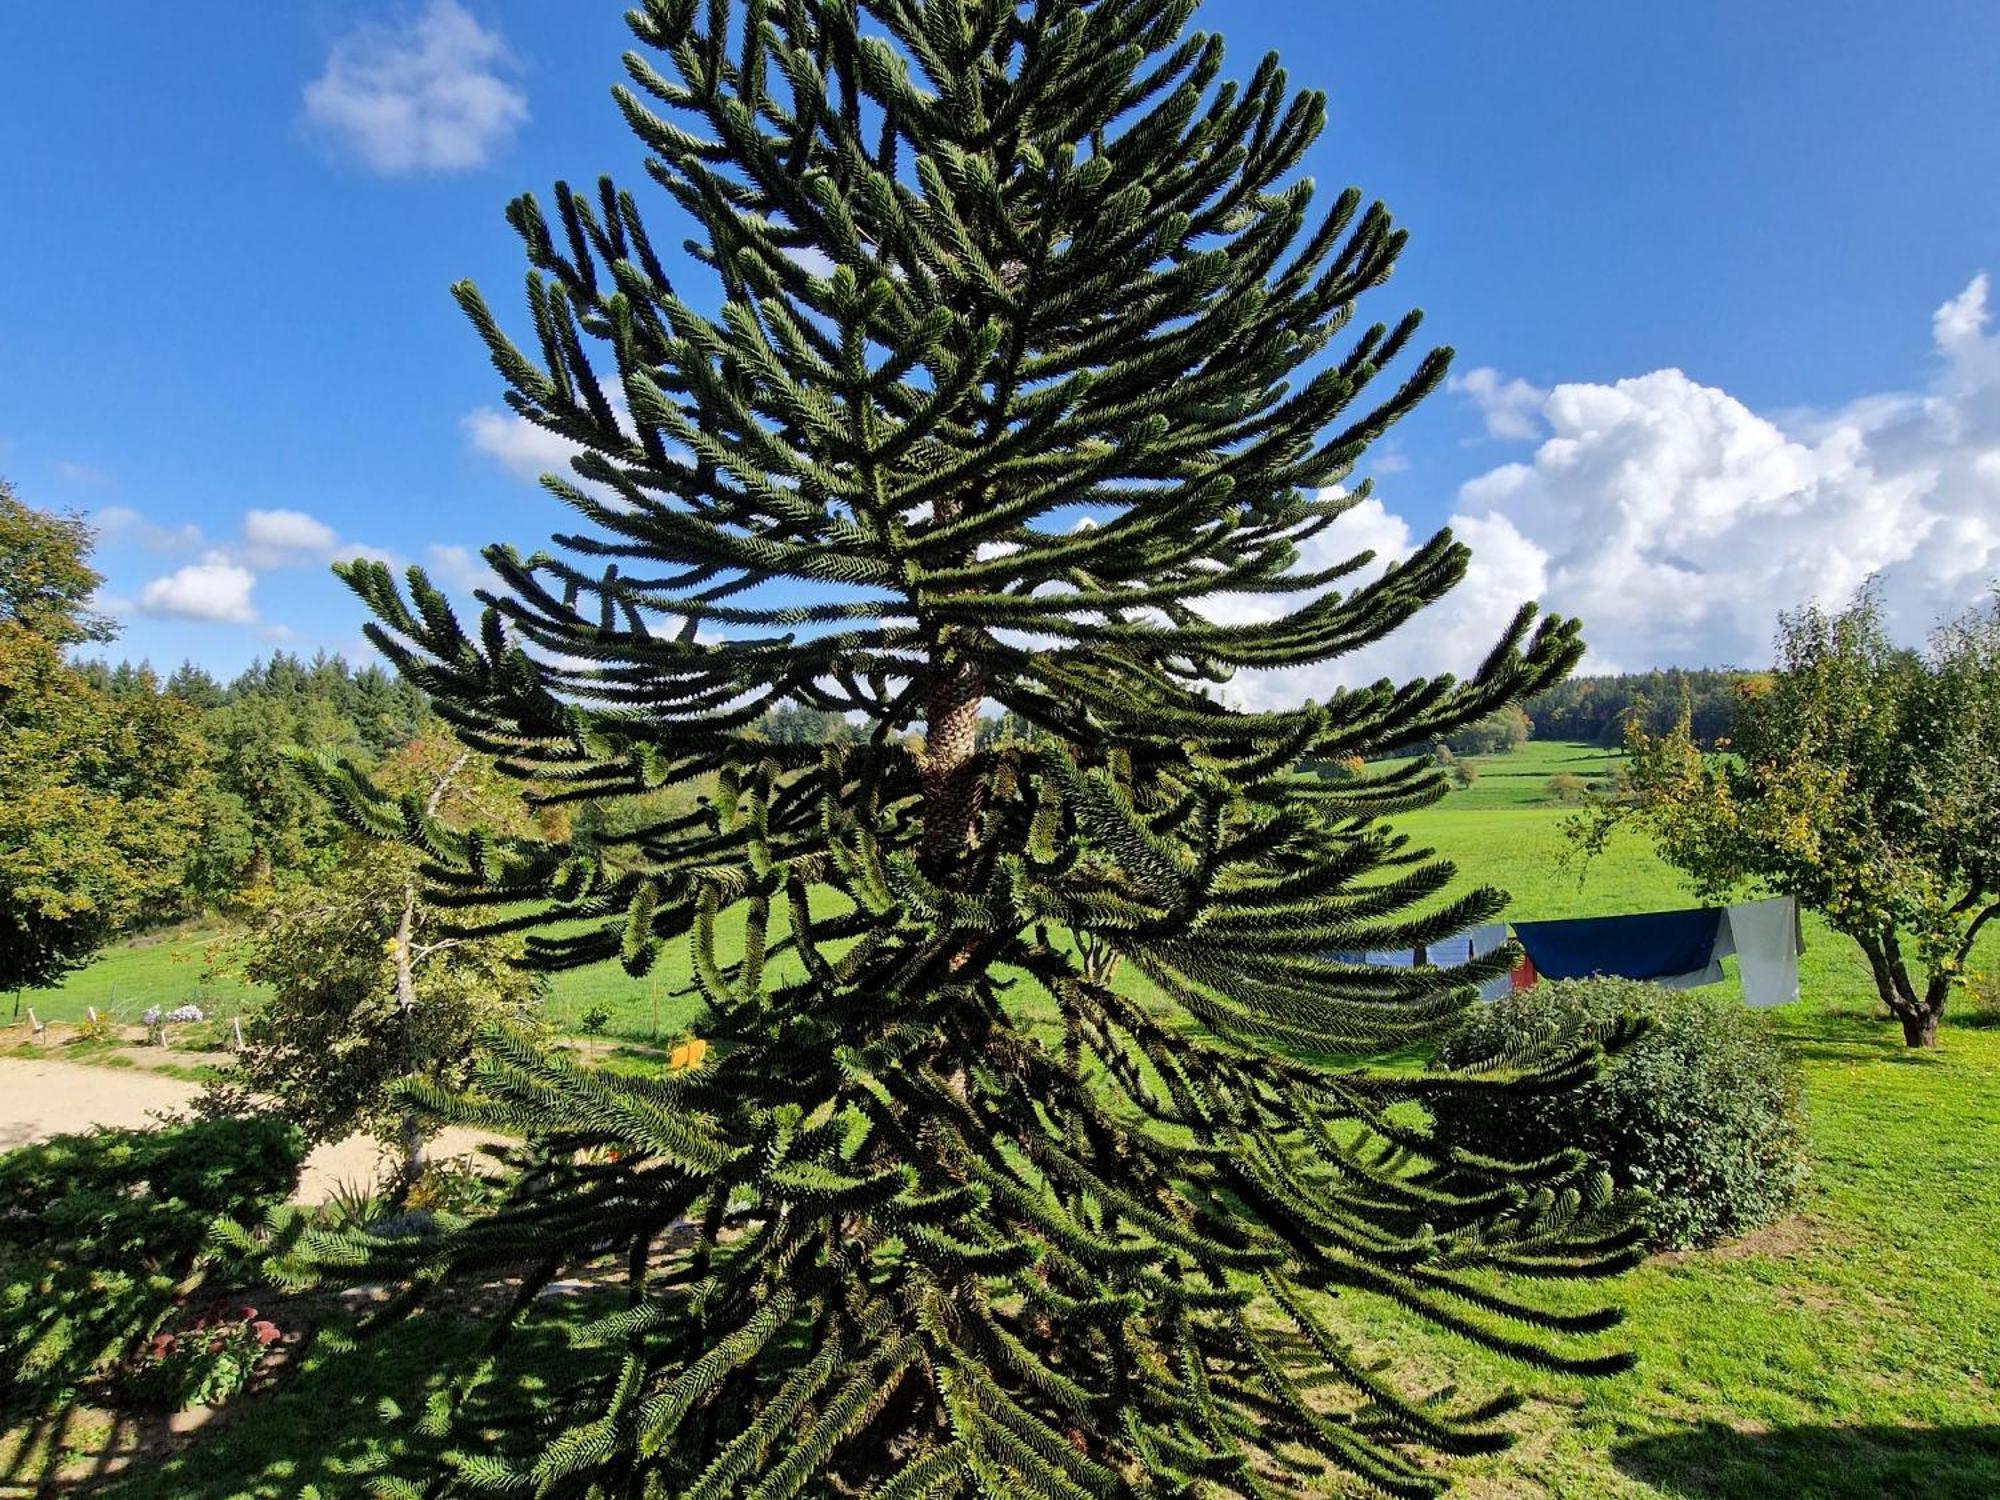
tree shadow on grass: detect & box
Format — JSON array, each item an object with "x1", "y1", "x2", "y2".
[
  {"x1": 1615, "y1": 1421, "x2": 2000, "y2": 1500},
  {"x1": 1769, "y1": 1013, "x2": 1954, "y2": 1067},
  {"x1": 65, "y1": 1300, "x2": 602, "y2": 1499}
]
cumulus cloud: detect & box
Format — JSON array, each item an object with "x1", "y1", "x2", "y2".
[
  {"x1": 1449, "y1": 367, "x2": 1548, "y2": 441},
  {"x1": 1207, "y1": 497, "x2": 1549, "y2": 711},
  {"x1": 115, "y1": 506, "x2": 394, "y2": 631},
  {"x1": 1216, "y1": 272, "x2": 2000, "y2": 702},
  {"x1": 242, "y1": 507, "x2": 339, "y2": 561},
  {"x1": 463, "y1": 406, "x2": 582, "y2": 482},
  {"x1": 463, "y1": 385, "x2": 643, "y2": 502},
  {"x1": 304, "y1": 0, "x2": 527, "y2": 174},
  {"x1": 1451, "y1": 273, "x2": 2000, "y2": 671},
  {"x1": 138, "y1": 555, "x2": 258, "y2": 624}
]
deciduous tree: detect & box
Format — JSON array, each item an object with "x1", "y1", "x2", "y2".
[
  {"x1": 1582, "y1": 590, "x2": 2000, "y2": 1047},
  {"x1": 0, "y1": 487, "x2": 207, "y2": 995}
]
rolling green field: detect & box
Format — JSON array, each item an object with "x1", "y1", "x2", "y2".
[
  {"x1": 10, "y1": 740, "x2": 1999, "y2": 1496},
  {"x1": 25, "y1": 739, "x2": 1633, "y2": 1039}
]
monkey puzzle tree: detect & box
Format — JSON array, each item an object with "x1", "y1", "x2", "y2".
[{"x1": 299, "y1": 2, "x2": 1641, "y2": 1492}]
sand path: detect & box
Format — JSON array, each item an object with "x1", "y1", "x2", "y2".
[{"x1": 0, "y1": 1057, "x2": 498, "y2": 1202}]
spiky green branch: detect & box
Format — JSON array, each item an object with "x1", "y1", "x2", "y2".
[{"x1": 294, "y1": 1, "x2": 1635, "y2": 1493}]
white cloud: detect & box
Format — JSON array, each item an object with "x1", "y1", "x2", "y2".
[
  {"x1": 243, "y1": 507, "x2": 338, "y2": 558},
  {"x1": 52, "y1": 460, "x2": 113, "y2": 489},
  {"x1": 1216, "y1": 272, "x2": 2000, "y2": 700},
  {"x1": 106, "y1": 506, "x2": 395, "y2": 632},
  {"x1": 138, "y1": 555, "x2": 258, "y2": 624},
  {"x1": 304, "y1": 0, "x2": 527, "y2": 175},
  {"x1": 463, "y1": 385, "x2": 641, "y2": 500},
  {"x1": 427, "y1": 543, "x2": 500, "y2": 594},
  {"x1": 1934, "y1": 272, "x2": 1990, "y2": 354},
  {"x1": 1449, "y1": 366, "x2": 1548, "y2": 441},
  {"x1": 463, "y1": 406, "x2": 582, "y2": 482},
  {"x1": 340, "y1": 542, "x2": 407, "y2": 567},
  {"x1": 94, "y1": 505, "x2": 204, "y2": 555},
  {"x1": 1208, "y1": 497, "x2": 1550, "y2": 711},
  {"x1": 1446, "y1": 274, "x2": 2000, "y2": 671},
  {"x1": 237, "y1": 507, "x2": 399, "y2": 569}
]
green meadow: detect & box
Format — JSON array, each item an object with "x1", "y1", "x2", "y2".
[{"x1": 12, "y1": 741, "x2": 2000, "y2": 1496}]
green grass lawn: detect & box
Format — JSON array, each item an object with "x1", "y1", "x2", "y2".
[
  {"x1": 18, "y1": 922, "x2": 263, "y2": 1027},
  {"x1": 1442, "y1": 736, "x2": 1627, "y2": 811},
  {"x1": 21, "y1": 920, "x2": 716, "y2": 1040},
  {"x1": 11, "y1": 741, "x2": 1999, "y2": 1496}
]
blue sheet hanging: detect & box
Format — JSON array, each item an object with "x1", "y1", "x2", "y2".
[{"x1": 1511, "y1": 907, "x2": 1725, "y2": 986}]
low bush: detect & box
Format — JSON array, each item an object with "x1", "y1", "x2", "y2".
[
  {"x1": 119, "y1": 1301, "x2": 284, "y2": 1409},
  {"x1": 0, "y1": 1113, "x2": 303, "y2": 1416},
  {"x1": 1431, "y1": 977, "x2": 1809, "y2": 1249}
]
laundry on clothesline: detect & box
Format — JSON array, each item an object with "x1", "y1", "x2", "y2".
[
  {"x1": 1511, "y1": 896, "x2": 1801, "y2": 1007},
  {"x1": 1322, "y1": 897, "x2": 1802, "y2": 1007},
  {"x1": 1714, "y1": 896, "x2": 1803, "y2": 1008},
  {"x1": 1512, "y1": 907, "x2": 1726, "y2": 989},
  {"x1": 1332, "y1": 923, "x2": 1514, "y2": 1003},
  {"x1": 1419, "y1": 923, "x2": 1514, "y2": 1003}
]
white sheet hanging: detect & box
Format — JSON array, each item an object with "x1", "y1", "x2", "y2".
[{"x1": 1721, "y1": 896, "x2": 1802, "y2": 1008}]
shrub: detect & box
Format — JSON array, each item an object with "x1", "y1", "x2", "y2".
[
  {"x1": 0, "y1": 1114, "x2": 304, "y2": 1416},
  {"x1": 1445, "y1": 703, "x2": 1534, "y2": 757},
  {"x1": 1547, "y1": 772, "x2": 1588, "y2": 803},
  {"x1": 578, "y1": 1003, "x2": 613, "y2": 1036},
  {"x1": 69, "y1": 1012, "x2": 118, "y2": 1046},
  {"x1": 118, "y1": 1302, "x2": 283, "y2": 1410},
  {"x1": 1431, "y1": 978, "x2": 1808, "y2": 1249}
]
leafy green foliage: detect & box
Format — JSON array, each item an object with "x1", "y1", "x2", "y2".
[
  {"x1": 210, "y1": 733, "x2": 547, "y2": 1155},
  {"x1": 161, "y1": 652, "x2": 428, "y2": 899},
  {"x1": 118, "y1": 1302, "x2": 284, "y2": 1411},
  {"x1": 1442, "y1": 703, "x2": 1532, "y2": 757},
  {"x1": 1433, "y1": 978, "x2": 1809, "y2": 1250},
  {"x1": 0, "y1": 480, "x2": 113, "y2": 646},
  {"x1": 291, "y1": 2, "x2": 1641, "y2": 1493},
  {"x1": 0, "y1": 1115, "x2": 303, "y2": 1418},
  {"x1": 0, "y1": 489, "x2": 211, "y2": 992},
  {"x1": 1582, "y1": 590, "x2": 2000, "y2": 1046},
  {"x1": 1529, "y1": 667, "x2": 1748, "y2": 749}
]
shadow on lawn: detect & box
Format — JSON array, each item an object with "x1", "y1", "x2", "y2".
[
  {"x1": 63, "y1": 1308, "x2": 594, "y2": 1499},
  {"x1": 1615, "y1": 1421, "x2": 2000, "y2": 1499}
]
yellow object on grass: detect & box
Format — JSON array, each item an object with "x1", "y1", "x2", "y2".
[{"x1": 667, "y1": 1037, "x2": 709, "y2": 1072}]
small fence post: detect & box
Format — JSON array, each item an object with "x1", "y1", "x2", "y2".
[
  {"x1": 27, "y1": 1008, "x2": 45, "y2": 1046},
  {"x1": 232, "y1": 1017, "x2": 246, "y2": 1052}
]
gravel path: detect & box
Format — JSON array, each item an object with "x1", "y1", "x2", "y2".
[{"x1": 0, "y1": 1056, "x2": 498, "y2": 1202}]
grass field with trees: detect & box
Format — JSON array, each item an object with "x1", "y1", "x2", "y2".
[
  {"x1": 6, "y1": 0, "x2": 1995, "y2": 1486},
  {"x1": 11, "y1": 741, "x2": 1999, "y2": 1495}
]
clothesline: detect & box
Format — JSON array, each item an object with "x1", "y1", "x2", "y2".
[{"x1": 1341, "y1": 896, "x2": 1803, "y2": 1008}]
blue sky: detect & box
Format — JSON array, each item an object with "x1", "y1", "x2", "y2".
[{"x1": 3, "y1": 1, "x2": 1997, "y2": 686}]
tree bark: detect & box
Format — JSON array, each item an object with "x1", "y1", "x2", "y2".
[
  {"x1": 918, "y1": 637, "x2": 985, "y2": 881},
  {"x1": 392, "y1": 751, "x2": 472, "y2": 1190},
  {"x1": 1901, "y1": 1008, "x2": 1941, "y2": 1048},
  {"x1": 1858, "y1": 929, "x2": 1946, "y2": 1049}
]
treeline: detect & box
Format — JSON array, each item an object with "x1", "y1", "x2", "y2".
[
  {"x1": 70, "y1": 652, "x2": 429, "y2": 909},
  {"x1": 1526, "y1": 668, "x2": 1751, "y2": 748}
]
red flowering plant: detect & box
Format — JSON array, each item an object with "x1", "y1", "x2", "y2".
[{"x1": 118, "y1": 1302, "x2": 284, "y2": 1410}]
